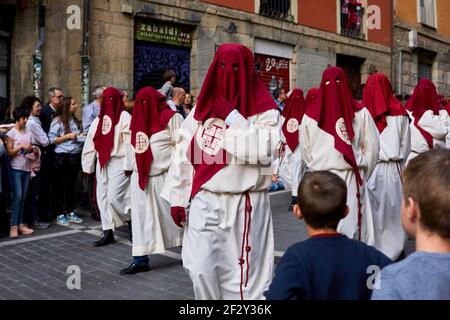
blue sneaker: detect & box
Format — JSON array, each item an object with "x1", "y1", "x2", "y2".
[
  {"x1": 57, "y1": 215, "x2": 70, "y2": 226},
  {"x1": 67, "y1": 212, "x2": 84, "y2": 224}
]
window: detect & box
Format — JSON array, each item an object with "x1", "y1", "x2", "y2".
[
  {"x1": 418, "y1": 0, "x2": 437, "y2": 28},
  {"x1": 339, "y1": 0, "x2": 366, "y2": 40},
  {"x1": 259, "y1": 0, "x2": 294, "y2": 22}
]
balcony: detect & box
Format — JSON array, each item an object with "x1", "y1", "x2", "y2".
[
  {"x1": 340, "y1": 0, "x2": 366, "y2": 40},
  {"x1": 259, "y1": 0, "x2": 294, "y2": 22}
]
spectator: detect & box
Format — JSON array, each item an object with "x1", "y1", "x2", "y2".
[
  {"x1": 82, "y1": 86, "x2": 104, "y2": 133},
  {"x1": 269, "y1": 174, "x2": 285, "y2": 192},
  {"x1": 124, "y1": 99, "x2": 135, "y2": 114},
  {"x1": 40, "y1": 88, "x2": 64, "y2": 134},
  {"x1": 48, "y1": 97, "x2": 84, "y2": 226},
  {"x1": 158, "y1": 70, "x2": 176, "y2": 100},
  {"x1": 167, "y1": 87, "x2": 187, "y2": 118},
  {"x1": 372, "y1": 149, "x2": 450, "y2": 300},
  {"x1": 183, "y1": 93, "x2": 194, "y2": 117},
  {"x1": 265, "y1": 171, "x2": 391, "y2": 300},
  {"x1": 5, "y1": 107, "x2": 37, "y2": 238},
  {"x1": 39, "y1": 87, "x2": 64, "y2": 222},
  {"x1": 273, "y1": 87, "x2": 287, "y2": 111},
  {"x1": 122, "y1": 89, "x2": 130, "y2": 106},
  {"x1": 19, "y1": 96, "x2": 51, "y2": 229}
]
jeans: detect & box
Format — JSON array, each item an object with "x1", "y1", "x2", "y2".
[
  {"x1": 269, "y1": 180, "x2": 285, "y2": 192},
  {"x1": 133, "y1": 256, "x2": 149, "y2": 266},
  {"x1": 11, "y1": 169, "x2": 31, "y2": 227}
]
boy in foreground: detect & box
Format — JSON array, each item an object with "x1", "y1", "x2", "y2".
[
  {"x1": 265, "y1": 171, "x2": 391, "y2": 300},
  {"x1": 372, "y1": 149, "x2": 450, "y2": 300}
]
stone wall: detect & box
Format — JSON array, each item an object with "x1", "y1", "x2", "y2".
[{"x1": 393, "y1": 19, "x2": 450, "y2": 97}]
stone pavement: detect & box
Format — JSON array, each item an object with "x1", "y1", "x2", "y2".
[{"x1": 0, "y1": 191, "x2": 415, "y2": 300}]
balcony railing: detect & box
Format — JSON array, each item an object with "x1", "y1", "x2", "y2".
[
  {"x1": 259, "y1": 0, "x2": 294, "y2": 22},
  {"x1": 340, "y1": 0, "x2": 366, "y2": 40}
]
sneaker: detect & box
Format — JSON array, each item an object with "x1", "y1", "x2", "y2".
[
  {"x1": 57, "y1": 215, "x2": 70, "y2": 226},
  {"x1": 67, "y1": 212, "x2": 84, "y2": 224}
]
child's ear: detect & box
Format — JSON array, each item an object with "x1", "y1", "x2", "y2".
[
  {"x1": 406, "y1": 197, "x2": 420, "y2": 222},
  {"x1": 342, "y1": 205, "x2": 349, "y2": 219},
  {"x1": 293, "y1": 204, "x2": 303, "y2": 220}
]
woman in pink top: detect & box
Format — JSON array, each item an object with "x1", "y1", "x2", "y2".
[{"x1": 5, "y1": 108, "x2": 38, "y2": 238}]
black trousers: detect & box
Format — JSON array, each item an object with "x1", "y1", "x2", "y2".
[
  {"x1": 38, "y1": 149, "x2": 54, "y2": 221},
  {"x1": 52, "y1": 153, "x2": 81, "y2": 216}
]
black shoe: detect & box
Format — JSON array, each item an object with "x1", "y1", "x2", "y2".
[
  {"x1": 30, "y1": 221, "x2": 51, "y2": 230},
  {"x1": 93, "y1": 230, "x2": 115, "y2": 247},
  {"x1": 288, "y1": 203, "x2": 294, "y2": 211},
  {"x1": 120, "y1": 263, "x2": 150, "y2": 275}
]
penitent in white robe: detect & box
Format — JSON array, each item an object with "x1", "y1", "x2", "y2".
[
  {"x1": 406, "y1": 109, "x2": 450, "y2": 164},
  {"x1": 125, "y1": 113, "x2": 184, "y2": 257},
  {"x1": 161, "y1": 107, "x2": 280, "y2": 300},
  {"x1": 278, "y1": 117, "x2": 308, "y2": 198},
  {"x1": 367, "y1": 115, "x2": 410, "y2": 260},
  {"x1": 300, "y1": 107, "x2": 380, "y2": 245},
  {"x1": 82, "y1": 112, "x2": 132, "y2": 231}
]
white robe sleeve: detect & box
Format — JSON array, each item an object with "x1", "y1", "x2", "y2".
[
  {"x1": 299, "y1": 116, "x2": 313, "y2": 167},
  {"x1": 169, "y1": 113, "x2": 185, "y2": 145},
  {"x1": 120, "y1": 112, "x2": 133, "y2": 171},
  {"x1": 360, "y1": 108, "x2": 380, "y2": 180},
  {"x1": 223, "y1": 109, "x2": 280, "y2": 166},
  {"x1": 81, "y1": 118, "x2": 99, "y2": 174},
  {"x1": 399, "y1": 116, "x2": 411, "y2": 160},
  {"x1": 160, "y1": 109, "x2": 197, "y2": 208},
  {"x1": 418, "y1": 110, "x2": 449, "y2": 140}
]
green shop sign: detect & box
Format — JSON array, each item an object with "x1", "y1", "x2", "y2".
[{"x1": 135, "y1": 20, "x2": 194, "y2": 48}]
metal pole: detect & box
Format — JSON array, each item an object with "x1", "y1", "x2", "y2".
[
  {"x1": 81, "y1": 0, "x2": 90, "y2": 108},
  {"x1": 398, "y1": 50, "x2": 402, "y2": 96},
  {"x1": 33, "y1": 2, "x2": 45, "y2": 99}
]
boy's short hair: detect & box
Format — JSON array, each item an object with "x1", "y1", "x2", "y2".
[
  {"x1": 13, "y1": 107, "x2": 30, "y2": 122},
  {"x1": 297, "y1": 171, "x2": 347, "y2": 229},
  {"x1": 163, "y1": 70, "x2": 176, "y2": 82},
  {"x1": 403, "y1": 149, "x2": 450, "y2": 238}
]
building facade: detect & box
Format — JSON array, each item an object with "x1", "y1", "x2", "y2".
[
  {"x1": 393, "y1": 0, "x2": 450, "y2": 97},
  {"x1": 2, "y1": 0, "x2": 396, "y2": 108}
]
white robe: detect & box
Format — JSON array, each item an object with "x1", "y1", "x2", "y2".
[
  {"x1": 161, "y1": 107, "x2": 280, "y2": 300},
  {"x1": 125, "y1": 113, "x2": 184, "y2": 257},
  {"x1": 82, "y1": 112, "x2": 132, "y2": 231},
  {"x1": 278, "y1": 121, "x2": 308, "y2": 197},
  {"x1": 407, "y1": 109, "x2": 450, "y2": 164},
  {"x1": 300, "y1": 108, "x2": 380, "y2": 245},
  {"x1": 367, "y1": 115, "x2": 410, "y2": 260}
]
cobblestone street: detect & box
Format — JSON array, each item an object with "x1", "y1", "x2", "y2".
[{"x1": 0, "y1": 191, "x2": 415, "y2": 300}]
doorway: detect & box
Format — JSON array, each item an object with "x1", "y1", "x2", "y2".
[{"x1": 337, "y1": 54, "x2": 366, "y2": 99}]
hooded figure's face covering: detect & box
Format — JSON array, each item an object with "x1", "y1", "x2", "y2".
[
  {"x1": 217, "y1": 49, "x2": 241, "y2": 107},
  {"x1": 194, "y1": 43, "x2": 276, "y2": 122}
]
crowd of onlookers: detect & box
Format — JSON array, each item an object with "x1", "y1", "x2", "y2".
[{"x1": 0, "y1": 70, "x2": 194, "y2": 239}]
